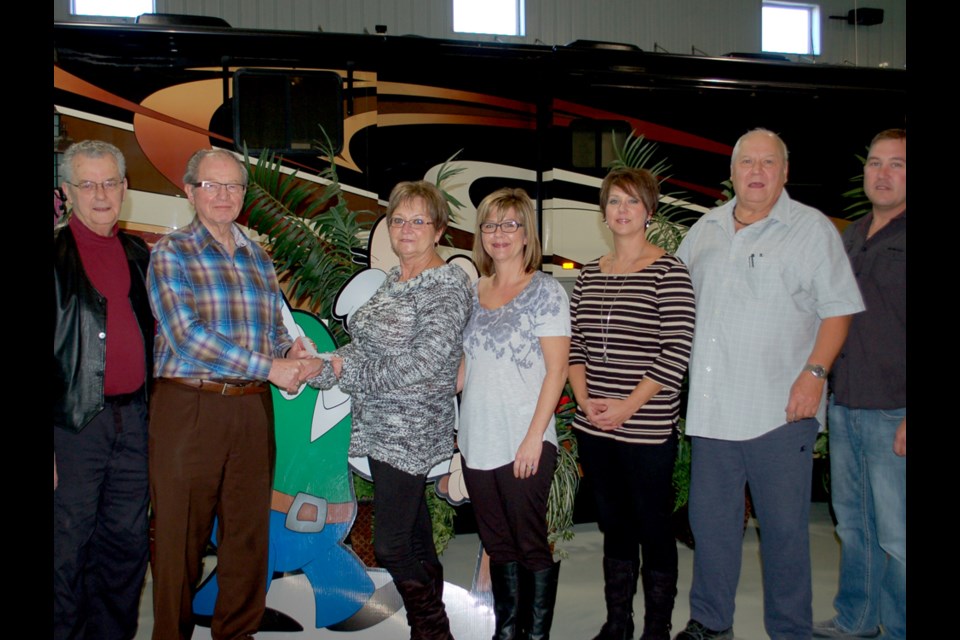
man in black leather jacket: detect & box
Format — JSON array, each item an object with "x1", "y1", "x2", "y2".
[{"x1": 53, "y1": 140, "x2": 154, "y2": 640}]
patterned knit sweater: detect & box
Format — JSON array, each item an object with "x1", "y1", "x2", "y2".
[{"x1": 310, "y1": 263, "x2": 472, "y2": 474}]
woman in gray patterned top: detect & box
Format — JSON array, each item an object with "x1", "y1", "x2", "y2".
[
  {"x1": 308, "y1": 181, "x2": 471, "y2": 640},
  {"x1": 459, "y1": 188, "x2": 570, "y2": 640}
]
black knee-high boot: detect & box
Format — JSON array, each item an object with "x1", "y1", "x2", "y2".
[
  {"x1": 490, "y1": 562, "x2": 521, "y2": 639},
  {"x1": 394, "y1": 577, "x2": 454, "y2": 640},
  {"x1": 424, "y1": 559, "x2": 446, "y2": 601},
  {"x1": 526, "y1": 561, "x2": 560, "y2": 640},
  {"x1": 591, "y1": 557, "x2": 639, "y2": 640},
  {"x1": 638, "y1": 569, "x2": 677, "y2": 640}
]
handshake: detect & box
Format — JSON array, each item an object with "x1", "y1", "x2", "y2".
[{"x1": 268, "y1": 337, "x2": 342, "y2": 394}]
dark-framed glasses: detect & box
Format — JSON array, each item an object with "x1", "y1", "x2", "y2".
[
  {"x1": 191, "y1": 180, "x2": 246, "y2": 195},
  {"x1": 67, "y1": 179, "x2": 123, "y2": 193},
  {"x1": 388, "y1": 216, "x2": 434, "y2": 229},
  {"x1": 480, "y1": 220, "x2": 523, "y2": 234}
]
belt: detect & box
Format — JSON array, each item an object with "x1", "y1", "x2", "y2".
[
  {"x1": 272, "y1": 491, "x2": 356, "y2": 526},
  {"x1": 162, "y1": 377, "x2": 268, "y2": 396}
]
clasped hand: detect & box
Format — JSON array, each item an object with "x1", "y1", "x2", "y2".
[
  {"x1": 584, "y1": 397, "x2": 636, "y2": 431},
  {"x1": 269, "y1": 337, "x2": 342, "y2": 394}
]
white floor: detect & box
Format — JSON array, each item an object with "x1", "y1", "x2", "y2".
[{"x1": 135, "y1": 503, "x2": 842, "y2": 639}]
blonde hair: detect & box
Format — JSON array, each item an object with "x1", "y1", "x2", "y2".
[{"x1": 473, "y1": 187, "x2": 542, "y2": 277}]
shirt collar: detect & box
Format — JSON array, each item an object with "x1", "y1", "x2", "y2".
[
  {"x1": 712, "y1": 189, "x2": 792, "y2": 234},
  {"x1": 187, "y1": 217, "x2": 251, "y2": 252}
]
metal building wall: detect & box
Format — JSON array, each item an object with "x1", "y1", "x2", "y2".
[
  {"x1": 54, "y1": 0, "x2": 906, "y2": 68},
  {"x1": 818, "y1": 0, "x2": 906, "y2": 67}
]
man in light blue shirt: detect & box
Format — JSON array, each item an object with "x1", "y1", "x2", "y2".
[{"x1": 673, "y1": 129, "x2": 864, "y2": 640}]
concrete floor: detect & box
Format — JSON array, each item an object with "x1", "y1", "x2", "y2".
[{"x1": 135, "y1": 502, "x2": 842, "y2": 639}]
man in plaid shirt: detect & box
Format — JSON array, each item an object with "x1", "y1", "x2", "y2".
[{"x1": 147, "y1": 148, "x2": 318, "y2": 640}]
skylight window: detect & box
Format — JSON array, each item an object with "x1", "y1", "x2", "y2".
[
  {"x1": 762, "y1": 2, "x2": 821, "y2": 55},
  {"x1": 453, "y1": 0, "x2": 525, "y2": 36},
  {"x1": 71, "y1": 0, "x2": 154, "y2": 18}
]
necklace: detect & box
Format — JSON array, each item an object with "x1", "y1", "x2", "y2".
[
  {"x1": 600, "y1": 274, "x2": 629, "y2": 364},
  {"x1": 732, "y1": 207, "x2": 762, "y2": 226}
]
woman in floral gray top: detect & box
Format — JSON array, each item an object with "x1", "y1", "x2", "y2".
[{"x1": 459, "y1": 188, "x2": 570, "y2": 640}]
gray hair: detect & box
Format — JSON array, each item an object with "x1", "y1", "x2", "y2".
[
  {"x1": 183, "y1": 148, "x2": 248, "y2": 186},
  {"x1": 730, "y1": 128, "x2": 789, "y2": 167},
  {"x1": 60, "y1": 140, "x2": 126, "y2": 184}
]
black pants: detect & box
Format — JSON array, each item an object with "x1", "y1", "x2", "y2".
[
  {"x1": 369, "y1": 458, "x2": 439, "y2": 583},
  {"x1": 54, "y1": 391, "x2": 150, "y2": 640},
  {"x1": 462, "y1": 444, "x2": 557, "y2": 571},
  {"x1": 578, "y1": 431, "x2": 678, "y2": 572}
]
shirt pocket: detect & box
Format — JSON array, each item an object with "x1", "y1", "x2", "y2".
[
  {"x1": 872, "y1": 246, "x2": 906, "y2": 288},
  {"x1": 744, "y1": 253, "x2": 795, "y2": 301}
]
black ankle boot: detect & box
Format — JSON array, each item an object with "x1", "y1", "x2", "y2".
[
  {"x1": 526, "y1": 561, "x2": 560, "y2": 640},
  {"x1": 591, "y1": 557, "x2": 638, "y2": 640},
  {"x1": 490, "y1": 562, "x2": 521, "y2": 640},
  {"x1": 638, "y1": 569, "x2": 677, "y2": 640}
]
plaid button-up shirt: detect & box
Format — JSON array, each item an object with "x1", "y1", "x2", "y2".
[{"x1": 148, "y1": 218, "x2": 292, "y2": 380}]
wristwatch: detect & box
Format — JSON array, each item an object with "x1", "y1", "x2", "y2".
[{"x1": 802, "y1": 364, "x2": 828, "y2": 379}]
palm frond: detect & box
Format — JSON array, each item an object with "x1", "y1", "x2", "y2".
[
  {"x1": 242, "y1": 134, "x2": 368, "y2": 343},
  {"x1": 609, "y1": 130, "x2": 673, "y2": 178},
  {"x1": 433, "y1": 149, "x2": 466, "y2": 246},
  {"x1": 608, "y1": 130, "x2": 698, "y2": 252},
  {"x1": 715, "y1": 179, "x2": 734, "y2": 206},
  {"x1": 841, "y1": 152, "x2": 870, "y2": 221}
]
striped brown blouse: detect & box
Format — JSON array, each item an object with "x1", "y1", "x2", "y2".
[{"x1": 569, "y1": 254, "x2": 696, "y2": 444}]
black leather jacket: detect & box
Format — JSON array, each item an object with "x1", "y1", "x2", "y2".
[{"x1": 53, "y1": 224, "x2": 154, "y2": 432}]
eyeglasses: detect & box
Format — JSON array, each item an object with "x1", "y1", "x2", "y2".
[
  {"x1": 67, "y1": 179, "x2": 123, "y2": 193},
  {"x1": 191, "y1": 181, "x2": 246, "y2": 195},
  {"x1": 480, "y1": 220, "x2": 524, "y2": 234},
  {"x1": 388, "y1": 216, "x2": 434, "y2": 229}
]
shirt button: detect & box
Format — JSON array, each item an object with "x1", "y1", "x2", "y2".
[
  {"x1": 705, "y1": 366, "x2": 712, "y2": 372},
  {"x1": 98, "y1": 332, "x2": 106, "y2": 339}
]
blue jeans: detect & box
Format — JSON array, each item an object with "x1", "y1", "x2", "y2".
[{"x1": 828, "y1": 398, "x2": 906, "y2": 639}]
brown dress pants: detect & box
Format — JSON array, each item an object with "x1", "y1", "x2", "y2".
[{"x1": 148, "y1": 380, "x2": 275, "y2": 640}]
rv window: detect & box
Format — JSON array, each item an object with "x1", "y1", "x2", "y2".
[
  {"x1": 453, "y1": 0, "x2": 525, "y2": 36},
  {"x1": 233, "y1": 70, "x2": 343, "y2": 155},
  {"x1": 762, "y1": 2, "x2": 821, "y2": 56},
  {"x1": 71, "y1": 0, "x2": 154, "y2": 18},
  {"x1": 570, "y1": 120, "x2": 632, "y2": 169}
]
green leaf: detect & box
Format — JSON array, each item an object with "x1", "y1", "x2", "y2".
[
  {"x1": 608, "y1": 130, "x2": 697, "y2": 253},
  {"x1": 241, "y1": 131, "x2": 369, "y2": 344}
]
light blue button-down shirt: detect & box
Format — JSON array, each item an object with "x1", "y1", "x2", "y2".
[{"x1": 676, "y1": 190, "x2": 864, "y2": 441}]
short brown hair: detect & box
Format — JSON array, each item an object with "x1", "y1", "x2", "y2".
[
  {"x1": 870, "y1": 128, "x2": 906, "y2": 148},
  {"x1": 473, "y1": 188, "x2": 542, "y2": 277},
  {"x1": 386, "y1": 181, "x2": 450, "y2": 233},
  {"x1": 600, "y1": 168, "x2": 659, "y2": 217}
]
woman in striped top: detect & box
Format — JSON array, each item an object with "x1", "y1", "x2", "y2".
[{"x1": 569, "y1": 168, "x2": 695, "y2": 640}]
